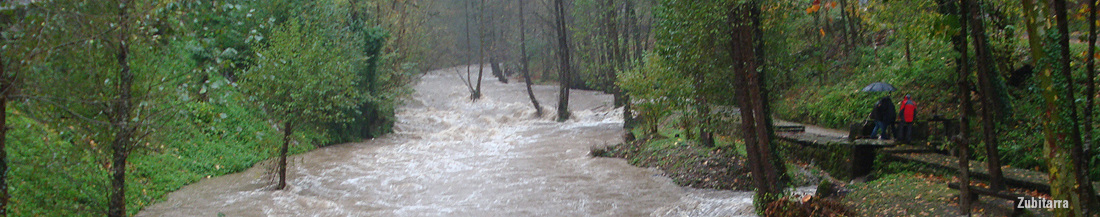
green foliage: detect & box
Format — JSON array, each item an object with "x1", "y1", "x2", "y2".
[
  {"x1": 774, "y1": 34, "x2": 956, "y2": 129},
  {"x1": 765, "y1": 0, "x2": 1099, "y2": 187},
  {"x1": 7, "y1": 111, "x2": 107, "y2": 216},
  {"x1": 618, "y1": 54, "x2": 693, "y2": 134},
  {"x1": 652, "y1": 0, "x2": 741, "y2": 107},
  {"x1": 653, "y1": 0, "x2": 730, "y2": 74},
  {"x1": 175, "y1": 0, "x2": 271, "y2": 79},
  {"x1": 7, "y1": 91, "x2": 326, "y2": 216},
  {"x1": 327, "y1": 26, "x2": 404, "y2": 142},
  {"x1": 2, "y1": 0, "x2": 414, "y2": 216},
  {"x1": 241, "y1": 18, "x2": 362, "y2": 127}
]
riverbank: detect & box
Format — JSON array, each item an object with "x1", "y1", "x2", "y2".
[
  {"x1": 591, "y1": 122, "x2": 1063, "y2": 216},
  {"x1": 591, "y1": 136, "x2": 755, "y2": 190}
]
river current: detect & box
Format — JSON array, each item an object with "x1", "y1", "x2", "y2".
[{"x1": 137, "y1": 66, "x2": 758, "y2": 216}]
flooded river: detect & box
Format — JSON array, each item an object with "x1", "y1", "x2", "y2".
[{"x1": 138, "y1": 66, "x2": 758, "y2": 216}]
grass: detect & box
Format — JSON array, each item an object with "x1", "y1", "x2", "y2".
[
  {"x1": 7, "y1": 91, "x2": 331, "y2": 216},
  {"x1": 841, "y1": 172, "x2": 1053, "y2": 216}
]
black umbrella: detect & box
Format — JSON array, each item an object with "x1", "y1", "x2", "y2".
[{"x1": 861, "y1": 82, "x2": 897, "y2": 92}]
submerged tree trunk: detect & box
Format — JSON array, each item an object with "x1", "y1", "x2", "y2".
[
  {"x1": 491, "y1": 58, "x2": 506, "y2": 83},
  {"x1": 730, "y1": 1, "x2": 784, "y2": 208},
  {"x1": 965, "y1": 0, "x2": 1005, "y2": 191},
  {"x1": 554, "y1": 0, "x2": 572, "y2": 122},
  {"x1": 277, "y1": 121, "x2": 293, "y2": 190},
  {"x1": 474, "y1": 0, "x2": 486, "y2": 100},
  {"x1": 519, "y1": 0, "x2": 542, "y2": 116},
  {"x1": 462, "y1": 0, "x2": 476, "y2": 95},
  {"x1": 605, "y1": 0, "x2": 622, "y2": 106}
]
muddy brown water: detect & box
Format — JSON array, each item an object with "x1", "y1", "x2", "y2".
[{"x1": 137, "y1": 66, "x2": 760, "y2": 216}]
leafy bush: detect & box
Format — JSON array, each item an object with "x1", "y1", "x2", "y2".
[{"x1": 618, "y1": 54, "x2": 694, "y2": 135}]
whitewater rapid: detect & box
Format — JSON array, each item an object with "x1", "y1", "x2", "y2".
[{"x1": 137, "y1": 66, "x2": 757, "y2": 216}]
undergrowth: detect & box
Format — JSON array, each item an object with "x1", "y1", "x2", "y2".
[{"x1": 8, "y1": 91, "x2": 328, "y2": 216}]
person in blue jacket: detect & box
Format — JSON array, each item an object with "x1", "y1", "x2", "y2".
[{"x1": 870, "y1": 96, "x2": 896, "y2": 140}]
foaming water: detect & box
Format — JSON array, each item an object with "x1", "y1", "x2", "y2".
[{"x1": 138, "y1": 65, "x2": 757, "y2": 217}]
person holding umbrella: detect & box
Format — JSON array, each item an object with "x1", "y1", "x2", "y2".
[
  {"x1": 870, "y1": 96, "x2": 896, "y2": 140},
  {"x1": 862, "y1": 82, "x2": 898, "y2": 140}
]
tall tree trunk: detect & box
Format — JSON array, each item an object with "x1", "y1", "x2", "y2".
[
  {"x1": 621, "y1": 0, "x2": 637, "y2": 129},
  {"x1": 1088, "y1": 0, "x2": 1098, "y2": 170},
  {"x1": 519, "y1": 0, "x2": 542, "y2": 116},
  {"x1": 751, "y1": 0, "x2": 785, "y2": 191},
  {"x1": 554, "y1": 0, "x2": 572, "y2": 122},
  {"x1": 276, "y1": 121, "x2": 293, "y2": 190},
  {"x1": 1026, "y1": 0, "x2": 1087, "y2": 215},
  {"x1": 966, "y1": 0, "x2": 1005, "y2": 191},
  {"x1": 109, "y1": 1, "x2": 134, "y2": 216},
  {"x1": 0, "y1": 53, "x2": 8, "y2": 217},
  {"x1": 1054, "y1": 0, "x2": 1093, "y2": 214},
  {"x1": 730, "y1": 1, "x2": 784, "y2": 208},
  {"x1": 486, "y1": 0, "x2": 504, "y2": 84},
  {"x1": 474, "y1": 0, "x2": 486, "y2": 100},
  {"x1": 1083, "y1": 0, "x2": 1100, "y2": 212},
  {"x1": 627, "y1": 0, "x2": 642, "y2": 63},
  {"x1": 463, "y1": 0, "x2": 476, "y2": 94},
  {"x1": 697, "y1": 102, "x2": 714, "y2": 146},
  {"x1": 953, "y1": 0, "x2": 973, "y2": 214},
  {"x1": 606, "y1": 0, "x2": 624, "y2": 107}
]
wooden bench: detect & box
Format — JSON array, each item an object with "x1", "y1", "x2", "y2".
[{"x1": 948, "y1": 182, "x2": 1028, "y2": 216}]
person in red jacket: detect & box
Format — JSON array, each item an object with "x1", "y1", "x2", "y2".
[{"x1": 897, "y1": 95, "x2": 917, "y2": 143}]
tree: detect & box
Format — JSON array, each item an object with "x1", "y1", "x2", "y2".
[
  {"x1": 22, "y1": 1, "x2": 189, "y2": 215},
  {"x1": 0, "y1": 2, "x2": 51, "y2": 215},
  {"x1": 946, "y1": 0, "x2": 974, "y2": 214},
  {"x1": 1023, "y1": 0, "x2": 1095, "y2": 214},
  {"x1": 554, "y1": 0, "x2": 573, "y2": 122},
  {"x1": 729, "y1": 0, "x2": 786, "y2": 210},
  {"x1": 474, "y1": 0, "x2": 487, "y2": 100},
  {"x1": 108, "y1": 2, "x2": 135, "y2": 215},
  {"x1": 1083, "y1": 0, "x2": 1100, "y2": 212},
  {"x1": 0, "y1": 4, "x2": 34, "y2": 216},
  {"x1": 460, "y1": 0, "x2": 478, "y2": 97},
  {"x1": 1052, "y1": 0, "x2": 1097, "y2": 213},
  {"x1": 604, "y1": 0, "x2": 621, "y2": 99},
  {"x1": 240, "y1": 18, "x2": 361, "y2": 190},
  {"x1": 519, "y1": 0, "x2": 543, "y2": 116},
  {"x1": 1087, "y1": 0, "x2": 1098, "y2": 168},
  {"x1": 965, "y1": 0, "x2": 1005, "y2": 191},
  {"x1": 652, "y1": 0, "x2": 729, "y2": 145}
]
